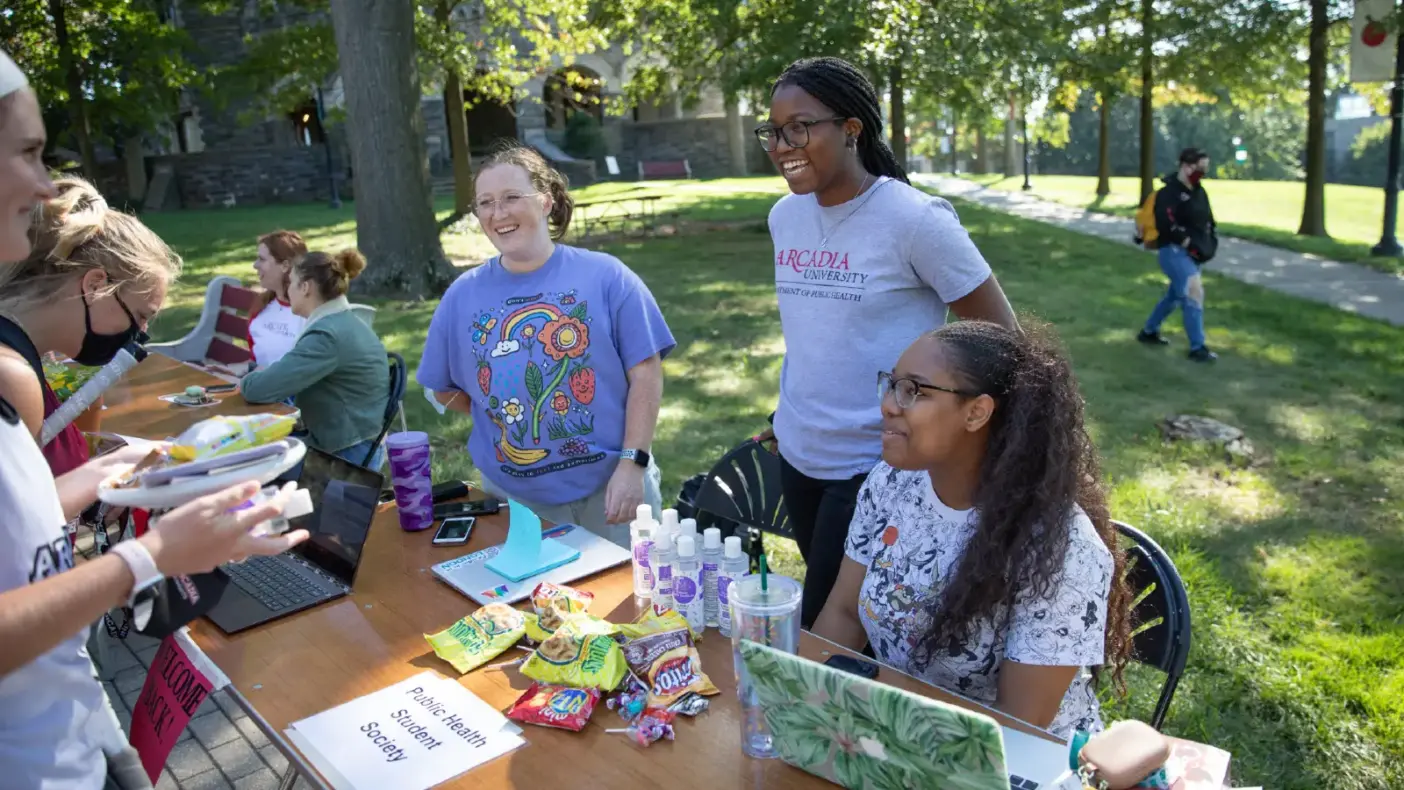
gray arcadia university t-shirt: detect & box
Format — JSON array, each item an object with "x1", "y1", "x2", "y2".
[
  {"x1": 0, "y1": 400, "x2": 123, "y2": 788},
  {"x1": 770, "y1": 178, "x2": 993, "y2": 480}
]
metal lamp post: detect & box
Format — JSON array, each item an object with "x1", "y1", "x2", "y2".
[
  {"x1": 317, "y1": 85, "x2": 342, "y2": 210},
  {"x1": 1372, "y1": 19, "x2": 1404, "y2": 257}
]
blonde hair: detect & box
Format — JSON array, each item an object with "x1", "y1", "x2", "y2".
[
  {"x1": 0, "y1": 176, "x2": 182, "y2": 313},
  {"x1": 294, "y1": 248, "x2": 366, "y2": 301}
]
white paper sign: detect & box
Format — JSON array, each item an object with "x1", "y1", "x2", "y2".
[
  {"x1": 286, "y1": 672, "x2": 524, "y2": 790},
  {"x1": 1351, "y1": 0, "x2": 1397, "y2": 84}
]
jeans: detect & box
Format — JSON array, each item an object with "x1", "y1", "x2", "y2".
[
  {"x1": 779, "y1": 454, "x2": 869, "y2": 629},
  {"x1": 335, "y1": 438, "x2": 385, "y2": 471},
  {"x1": 478, "y1": 461, "x2": 664, "y2": 549},
  {"x1": 1144, "y1": 243, "x2": 1207, "y2": 350}
]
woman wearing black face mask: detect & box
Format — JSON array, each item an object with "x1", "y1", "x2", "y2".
[{"x1": 0, "y1": 176, "x2": 179, "y2": 475}]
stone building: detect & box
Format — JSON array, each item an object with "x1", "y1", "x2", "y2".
[{"x1": 103, "y1": 1, "x2": 765, "y2": 210}]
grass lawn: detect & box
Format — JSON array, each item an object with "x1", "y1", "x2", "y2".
[
  {"x1": 144, "y1": 178, "x2": 1403, "y2": 789},
  {"x1": 962, "y1": 173, "x2": 1403, "y2": 273}
]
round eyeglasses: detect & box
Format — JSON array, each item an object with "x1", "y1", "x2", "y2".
[
  {"x1": 473, "y1": 192, "x2": 541, "y2": 217},
  {"x1": 877, "y1": 371, "x2": 975, "y2": 409},
  {"x1": 753, "y1": 118, "x2": 846, "y2": 152}
]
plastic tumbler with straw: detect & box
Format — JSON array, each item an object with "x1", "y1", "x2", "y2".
[{"x1": 730, "y1": 553, "x2": 802, "y2": 759}]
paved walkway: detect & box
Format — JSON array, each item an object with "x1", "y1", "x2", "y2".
[
  {"x1": 94, "y1": 625, "x2": 311, "y2": 790},
  {"x1": 916, "y1": 175, "x2": 1404, "y2": 327}
]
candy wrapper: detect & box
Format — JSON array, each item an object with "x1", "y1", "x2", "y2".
[
  {"x1": 607, "y1": 708, "x2": 676, "y2": 747},
  {"x1": 667, "y1": 692, "x2": 710, "y2": 717},
  {"x1": 615, "y1": 605, "x2": 701, "y2": 643},
  {"x1": 607, "y1": 674, "x2": 649, "y2": 723},
  {"x1": 169, "y1": 413, "x2": 298, "y2": 462},
  {"x1": 520, "y1": 615, "x2": 628, "y2": 691},
  {"x1": 43, "y1": 357, "x2": 98, "y2": 403},
  {"x1": 506, "y1": 683, "x2": 601, "y2": 732},
  {"x1": 424, "y1": 603, "x2": 527, "y2": 674},
  {"x1": 618, "y1": 628, "x2": 718, "y2": 707}
]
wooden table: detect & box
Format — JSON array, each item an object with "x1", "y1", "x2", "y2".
[
  {"x1": 101, "y1": 354, "x2": 291, "y2": 438},
  {"x1": 183, "y1": 501, "x2": 1061, "y2": 790}
]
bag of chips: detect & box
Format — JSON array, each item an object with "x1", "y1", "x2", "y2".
[
  {"x1": 506, "y1": 683, "x2": 602, "y2": 732},
  {"x1": 615, "y1": 605, "x2": 701, "y2": 642},
  {"x1": 618, "y1": 628, "x2": 718, "y2": 707},
  {"x1": 424, "y1": 603, "x2": 527, "y2": 674},
  {"x1": 520, "y1": 615, "x2": 629, "y2": 691},
  {"x1": 524, "y1": 582, "x2": 595, "y2": 642},
  {"x1": 169, "y1": 414, "x2": 298, "y2": 462}
]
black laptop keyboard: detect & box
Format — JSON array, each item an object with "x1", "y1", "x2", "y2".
[
  {"x1": 224, "y1": 556, "x2": 331, "y2": 612},
  {"x1": 1009, "y1": 775, "x2": 1040, "y2": 790}
]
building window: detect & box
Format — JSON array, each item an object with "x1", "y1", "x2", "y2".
[{"x1": 543, "y1": 67, "x2": 604, "y2": 130}]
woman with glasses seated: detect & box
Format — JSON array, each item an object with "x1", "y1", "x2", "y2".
[
  {"x1": 418, "y1": 141, "x2": 674, "y2": 548},
  {"x1": 753, "y1": 56, "x2": 1019, "y2": 627},
  {"x1": 814, "y1": 321, "x2": 1133, "y2": 738}
]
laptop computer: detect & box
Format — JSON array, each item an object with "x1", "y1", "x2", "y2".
[
  {"x1": 736, "y1": 639, "x2": 1068, "y2": 790},
  {"x1": 207, "y1": 448, "x2": 383, "y2": 634}
]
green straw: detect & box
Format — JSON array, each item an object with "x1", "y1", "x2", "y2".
[{"x1": 758, "y1": 553, "x2": 771, "y2": 646}]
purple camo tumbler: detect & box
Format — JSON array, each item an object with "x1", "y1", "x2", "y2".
[{"x1": 385, "y1": 431, "x2": 434, "y2": 532}]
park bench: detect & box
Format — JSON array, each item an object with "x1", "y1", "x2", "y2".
[{"x1": 637, "y1": 159, "x2": 692, "y2": 180}]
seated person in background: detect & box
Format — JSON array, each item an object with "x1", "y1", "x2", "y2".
[
  {"x1": 248, "y1": 229, "x2": 308, "y2": 369},
  {"x1": 240, "y1": 249, "x2": 390, "y2": 468},
  {"x1": 813, "y1": 321, "x2": 1132, "y2": 739}
]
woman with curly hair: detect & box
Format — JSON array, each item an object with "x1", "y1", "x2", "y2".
[{"x1": 813, "y1": 321, "x2": 1132, "y2": 737}]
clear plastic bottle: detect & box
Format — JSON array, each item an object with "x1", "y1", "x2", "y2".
[
  {"x1": 673, "y1": 535, "x2": 706, "y2": 632},
  {"x1": 649, "y1": 529, "x2": 676, "y2": 610},
  {"x1": 630, "y1": 504, "x2": 656, "y2": 598},
  {"x1": 660, "y1": 508, "x2": 680, "y2": 536},
  {"x1": 717, "y1": 535, "x2": 749, "y2": 637},
  {"x1": 679, "y1": 517, "x2": 698, "y2": 543},
  {"x1": 701, "y1": 527, "x2": 723, "y2": 628}
]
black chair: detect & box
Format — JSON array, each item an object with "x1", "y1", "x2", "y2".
[
  {"x1": 362, "y1": 352, "x2": 408, "y2": 468},
  {"x1": 1115, "y1": 520, "x2": 1192, "y2": 731},
  {"x1": 691, "y1": 439, "x2": 790, "y2": 570}
]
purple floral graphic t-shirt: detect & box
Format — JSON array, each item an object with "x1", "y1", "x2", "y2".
[{"x1": 418, "y1": 244, "x2": 675, "y2": 505}]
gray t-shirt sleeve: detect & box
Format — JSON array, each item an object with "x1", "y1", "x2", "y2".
[{"x1": 905, "y1": 197, "x2": 993, "y2": 304}]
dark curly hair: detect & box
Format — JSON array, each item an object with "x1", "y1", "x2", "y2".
[
  {"x1": 771, "y1": 57, "x2": 909, "y2": 185},
  {"x1": 915, "y1": 320, "x2": 1133, "y2": 694}
]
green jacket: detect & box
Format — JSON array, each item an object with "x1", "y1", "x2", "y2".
[{"x1": 241, "y1": 305, "x2": 389, "y2": 454}]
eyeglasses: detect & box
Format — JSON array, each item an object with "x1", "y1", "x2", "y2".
[
  {"x1": 473, "y1": 192, "x2": 541, "y2": 217},
  {"x1": 877, "y1": 371, "x2": 974, "y2": 409},
  {"x1": 754, "y1": 118, "x2": 846, "y2": 152}
]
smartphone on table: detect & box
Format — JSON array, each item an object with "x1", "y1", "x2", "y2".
[
  {"x1": 432, "y1": 517, "x2": 476, "y2": 546},
  {"x1": 824, "y1": 654, "x2": 880, "y2": 680}
]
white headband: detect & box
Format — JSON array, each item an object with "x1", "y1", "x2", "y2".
[{"x1": 0, "y1": 49, "x2": 28, "y2": 99}]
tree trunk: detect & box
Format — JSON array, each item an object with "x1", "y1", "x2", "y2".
[
  {"x1": 975, "y1": 126, "x2": 988, "y2": 174},
  {"x1": 1097, "y1": 91, "x2": 1112, "y2": 197},
  {"x1": 329, "y1": 0, "x2": 451, "y2": 296},
  {"x1": 1138, "y1": 0, "x2": 1154, "y2": 201},
  {"x1": 1297, "y1": 0, "x2": 1329, "y2": 237},
  {"x1": 444, "y1": 71, "x2": 475, "y2": 218},
  {"x1": 49, "y1": 0, "x2": 97, "y2": 180},
  {"x1": 123, "y1": 136, "x2": 147, "y2": 204},
  {"x1": 1004, "y1": 93, "x2": 1019, "y2": 177},
  {"x1": 950, "y1": 115, "x2": 958, "y2": 175},
  {"x1": 889, "y1": 64, "x2": 907, "y2": 168},
  {"x1": 725, "y1": 91, "x2": 748, "y2": 177}
]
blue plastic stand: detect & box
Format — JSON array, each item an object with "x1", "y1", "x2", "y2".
[{"x1": 484, "y1": 500, "x2": 580, "y2": 582}]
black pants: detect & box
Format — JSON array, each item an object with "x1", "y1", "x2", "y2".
[{"x1": 780, "y1": 454, "x2": 868, "y2": 629}]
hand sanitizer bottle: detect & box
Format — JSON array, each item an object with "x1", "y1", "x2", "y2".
[
  {"x1": 630, "y1": 504, "x2": 656, "y2": 598},
  {"x1": 679, "y1": 517, "x2": 699, "y2": 543},
  {"x1": 673, "y1": 535, "x2": 706, "y2": 633},
  {"x1": 717, "y1": 536, "x2": 749, "y2": 637},
  {"x1": 701, "y1": 528, "x2": 723, "y2": 628},
  {"x1": 649, "y1": 529, "x2": 676, "y2": 610},
  {"x1": 660, "y1": 508, "x2": 680, "y2": 536}
]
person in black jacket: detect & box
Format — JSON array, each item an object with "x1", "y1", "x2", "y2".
[{"x1": 1138, "y1": 148, "x2": 1218, "y2": 362}]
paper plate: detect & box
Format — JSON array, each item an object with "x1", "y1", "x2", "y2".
[{"x1": 97, "y1": 439, "x2": 307, "y2": 510}]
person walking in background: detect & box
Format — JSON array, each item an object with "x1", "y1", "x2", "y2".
[
  {"x1": 240, "y1": 249, "x2": 391, "y2": 468},
  {"x1": 418, "y1": 141, "x2": 674, "y2": 548},
  {"x1": 754, "y1": 56, "x2": 1018, "y2": 627},
  {"x1": 1138, "y1": 147, "x2": 1219, "y2": 362},
  {"x1": 247, "y1": 229, "x2": 308, "y2": 369}
]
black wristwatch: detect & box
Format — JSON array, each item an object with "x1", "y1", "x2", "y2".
[{"x1": 620, "y1": 449, "x2": 651, "y2": 468}]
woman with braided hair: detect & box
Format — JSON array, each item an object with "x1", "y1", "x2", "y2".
[{"x1": 755, "y1": 56, "x2": 1018, "y2": 627}]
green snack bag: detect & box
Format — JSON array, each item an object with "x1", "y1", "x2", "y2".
[{"x1": 424, "y1": 603, "x2": 527, "y2": 674}]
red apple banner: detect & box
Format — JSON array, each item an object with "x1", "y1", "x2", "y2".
[{"x1": 1352, "y1": 0, "x2": 1397, "y2": 84}]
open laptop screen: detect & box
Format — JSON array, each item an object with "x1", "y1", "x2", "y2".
[{"x1": 290, "y1": 448, "x2": 384, "y2": 586}]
